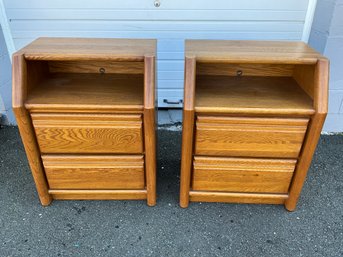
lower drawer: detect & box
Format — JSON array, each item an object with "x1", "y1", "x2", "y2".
[
  {"x1": 42, "y1": 155, "x2": 145, "y2": 190},
  {"x1": 192, "y1": 156, "x2": 296, "y2": 193}
]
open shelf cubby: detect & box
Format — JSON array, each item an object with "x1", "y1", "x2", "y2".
[
  {"x1": 195, "y1": 63, "x2": 315, "y2": 115},
  {"x1": 25, "y1": 60, "x2": 144, "y2": 111}
]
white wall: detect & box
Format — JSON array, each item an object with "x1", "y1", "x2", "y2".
[
  {"x1": 309, "y1": 0, "x2": 343, "y2": 132},
  {"x1": 0, "y1": 24, "x2": 14, "y2": 124}
]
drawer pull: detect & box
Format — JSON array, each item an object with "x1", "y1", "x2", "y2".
[
  {"x1": 163, "y1": 99, "x2": 183, "y2": 105},
  {"x1": 99, "y1": 67, "x2": 105, "y2": 74}
]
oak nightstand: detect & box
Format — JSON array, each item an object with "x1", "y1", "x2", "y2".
[{"x1": 180, "y1": 40, "x2": 328, "y2": 211}]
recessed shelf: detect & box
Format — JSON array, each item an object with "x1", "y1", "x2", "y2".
[
  {"x1": 25, "y1": 73, "x2": 144, "y2": 111},
  {"x1": 195, "y1": 75, "x2": 315, "y2": 115}
]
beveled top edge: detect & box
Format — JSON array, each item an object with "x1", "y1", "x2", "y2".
[
  {"x1": 14, "y1": 37, "x2": 157, "y2": 60},
  {"x1": 185, "y1": 40, "x2": 326, "y2": 64}
]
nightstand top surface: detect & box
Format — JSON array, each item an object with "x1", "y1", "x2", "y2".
[
  {"x1": 16, "y1": 37, "x2": 156, "y2": 61},
  {"x1": 185, "y1": 40, "x2": 325, "y2": 64}
]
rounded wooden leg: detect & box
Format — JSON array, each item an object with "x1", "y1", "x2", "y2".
[
  {"x1": 40, "y1": 195, "x2": 53, "y2": 206},
  {"x1": 284, "y1": 202, "x2": 296, "y2": 212}
]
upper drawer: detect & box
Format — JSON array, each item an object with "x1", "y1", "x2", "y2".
[
  {"x1": 31, "y1": 113, "x2": 143, "y2": 154},
  {"x1": 195, "y1": 116, "x2": 308, "y2": 158}
]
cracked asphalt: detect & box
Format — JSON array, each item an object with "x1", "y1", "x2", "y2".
[{"x1": 0, "y1": 126, "x2": 342, "y2": 257}]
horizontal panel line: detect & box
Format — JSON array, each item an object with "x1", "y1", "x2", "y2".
[
  {"x1": 13, "y1": 30, "x2": 302, "y2": 33},
  {"x1": 6, "y1": 8, "x2": 307, "y2": 11},
  {"x1": 10, "y1": 19, "x2": 305, "y2": 22},
  {"x1": 11, "y1": 30, "x2": 303, "y2": 33},
  {"x1": 10, "y1": 20, "x2": 305, "y2": 23}
]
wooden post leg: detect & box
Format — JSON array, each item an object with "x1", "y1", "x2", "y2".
[
  {"x1": 13, "y1": 108, "x2": 52, "y2": 206},
  {"x1": 144, "y1": 108, "x2": 157, "y2": 206},
  {"x1": 285, "y1": 114, "x2": 326, "y2": 211},
  {"x1": 286, "y1": 59, "x2": 328, "y2": 211},
  {"x1": 180, "y1": 57, "x2": 196, "y2": 208},
  {"x1": 179, "y1": 110, "x2": 195, "y2": 208}
]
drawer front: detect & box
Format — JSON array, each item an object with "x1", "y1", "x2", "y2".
[
  {"x1": 42, "y1": 155, "x2": 145, "y2": 190},
  {"x1": 195, "y1": 116, "x2": 308, "y2": 158},
  {"x1": 192, "y1": 156, "x2": 296, "y2": 193},
  {"x1": 31, "y1": 113, "x2": 143, "y2": 154}
]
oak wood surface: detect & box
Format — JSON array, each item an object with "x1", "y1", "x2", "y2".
[
  {"x1": 31, "y1": 113, "x2": 143, "y2": 154},
  {"x1": 49, "y1": 60, "x2": 144, "y2": 74},
  {"x1": 13, "y1": 37, "x2": 157, "y2": 205},
  {"x1": 195, "y1": 116, "x2": 308, "y2": 158},
  {"x1": 42, "y1": 155, "x2": 145, "y2": 190},
  {"x1": 25, "y1": 73, "x2": 144, "y2": 112},
  {"x1": 286, "y1": 59, "x2": 329, "y2": 211},
  {"x1": 143, "y1": 56, "x2": 157, "y2": 206},
  {"x1": 195, "y1": 76, "x2": 315, "y2": 115},
  {"x1": 192, "y1": 157, "x2": 295, "y2": 193},
  {"x1": 189, "y1": 191, "x2": 288, "y2": 205},
  {"x1": 293, "y1": 64, "x2": 315, "y2": 99},
  {"x1": 181, "y1": 40, "x2": 328, "y2": 210},
  {"x1": 179, "y1": 57, "x2": 196, "y2": 208},
  {"x1": 50, "y1": 189, "x2": 147, "y2": 200},
  {"x1": 19, "y1": 37, "x2": 156, "y2": 61},
  {"x1": 183, "y1": 57, "x2": 197, "y2": 111},
  {"x1": 186, "y1": 40, "x2": 323, "y2": 64},
  {"x1": 12, "y1": 54, "x2": 52, "y2": 206},
  {"x1": 197, "y1": 63, "x2": 295, "y2": 77}
]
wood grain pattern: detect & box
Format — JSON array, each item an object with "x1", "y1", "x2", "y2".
[
  {"x1": 293, "y1": 64, "x2": 315, "y2": 99},
  {"x1": 189, "y1": 191, "x2": 288, "y2": 205},
  {"x1": 42, "y1": 155, "x2": 145, "y2": 190},
  {"x1": 195, "y1": 76, "x2": 314, "y2": 115},
  {"x1": 195, "y1": 116, "x2": 308, "y2": 158},
  {"x1": 31, "y1": 113, "x2": 143, "y2": 154},
  {"x1": 13, "y1": 38, "x2": 157, "y2": 206},
  {"x1": 179, "y1": 57, "x2": 196, "y2": 208},
  {"x1": 197, "y1": 63, "x2": 294, "y2": 77},
  {"x1": 192, "y1": 157, "x2": 296, "y2": 193},
  {"x1": 26, "y1": 60, "x2": 49, "y2": 92},
  {"x1": 50, "y1": 189, "x2": 147, "y2": 200},
  {"x1": 19, "y1": 37, "x2": 156, "y2": 61},
  {"x1": 183, "y1": 57, "x2": 196, "y2": 111},
  {"x1": 285, "y1": 58, "x2": 329, "y2": 211},
  {"x1": 144, "y1": 56, "x2": 156, "y2": 109},
  {"x1": 186, "y1": 40, "x2": 321, "y2": 64},
  {"x1": 25, "y1": 73, "x2": 144, "y2": 112},
  {"x1": 181, "y1": 40, "x2": 328, "y2": 209},
  {"x1": 12, "y1": 54, "x2": 52, "y2": 206},
  {"x1": 144, "y1": 55, "x2": 157, "y2": 206},
  {"x1": 49, "y1": 60, "x2": 144, "y2": 74}
]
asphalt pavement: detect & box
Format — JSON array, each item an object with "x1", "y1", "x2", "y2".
[{"x1": 0, "y1": 126, "x2": 342, "y2": 257}]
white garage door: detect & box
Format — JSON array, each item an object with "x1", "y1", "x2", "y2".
[{"x1": 3, "y1": 0, "x2": 315, "y2": 108}]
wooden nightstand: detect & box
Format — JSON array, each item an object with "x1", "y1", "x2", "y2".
[
  {"x1": 180, "y1": 40, "x2": 329, "y2": 211},
  {"x1": 13, "y1": 38, "x2": 157, "y2": 206}
]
